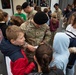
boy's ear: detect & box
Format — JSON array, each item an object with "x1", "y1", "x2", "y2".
[{"x1": 10, "y1": 39, "x2": 15, "y2": 44}]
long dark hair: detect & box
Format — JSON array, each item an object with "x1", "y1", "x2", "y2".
[
  {"x1": 72, "y1": 12, "x2": 76, "y2": 26},
  {"x1": 68, "y1": 12, "x2": 76, "y2": 25},
  {"x1": 35, "y1": 43, "x2": 53, "y2": 73}
]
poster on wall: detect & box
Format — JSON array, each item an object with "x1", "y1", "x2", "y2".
[
  {"x1": 40, "y1": 0, "x2": 48, "y2": 7},
  {"x1": 1, "y1": 0, "x2": 11, "y2": 9}
]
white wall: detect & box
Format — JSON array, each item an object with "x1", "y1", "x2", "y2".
[
  {"x1": 13, "y1": 0, "x2": 59, "y2": 13},
  {"x1": 0, "y1": 0, "x2": 13, "y2": 16},
  {"x1": 39, "y1": 0, "x2": 59, "y2": 13},
  {"x1": 13, "y1": 0, "x2": 26, "y2": 14},
  {"x1": 0, "y1": 0, "x2": 59, "y2": 16},
  {"x1": 51, "y1": 0, "x2": 59, "y2": 12}
]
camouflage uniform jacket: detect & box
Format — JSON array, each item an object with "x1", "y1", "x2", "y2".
[
  {"x1": 54, "y1": 8, "x2": 62, "y2": 20},
  {"x1": 20, "y1": 21, "x2": 51, "y2": 46}
]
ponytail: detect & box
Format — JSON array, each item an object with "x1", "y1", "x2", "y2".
[
  {"x1": 41, "y1": 54, "x2": 50, "y2": 73},
  {"x1": 35, "y1": 43, "x2": 53, "y2": 73}
]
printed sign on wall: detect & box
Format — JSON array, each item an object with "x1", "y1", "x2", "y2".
[{"x1": 1, "y1": 0, "x2": 11, "y2": 9}]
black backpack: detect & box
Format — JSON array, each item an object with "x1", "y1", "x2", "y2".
[{"x1": 66, "y1": 30, "x2": 76, "y2": 69}]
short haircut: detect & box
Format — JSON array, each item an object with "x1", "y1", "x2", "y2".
[
  {"x1": 22, "y1": 2, "x2": 29, "y2": 9},
  {"x1": 16, "y1": 5, "x2": 22, "y2": 10},
  {"x1": 54, "y1": 3, "x2": 59, "y2": 7},
  {"x1": 10, "y1": 16, "x2": 24, "y2": 26},
  {"x1": 43, "y1": 8, "x2": 48, "y2": 13},
  {"x1": 3, "y1": 12, "x2": 8, "y2": 17},
  {"x1": 6, "y1": 25, "x2": 23, "y2": 40},
  {"x1": 34, "y1": 6, "x2": 41, "y2": 12},
  {"x1": 0, "y1": 12, "x2": 4, "y2": 21}
]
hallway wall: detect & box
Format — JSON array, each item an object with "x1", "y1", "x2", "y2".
[
  {"x1": 0, "y1": 0, "x2": 59, "y2": 15},
  {"x1": 59, "y1": 0, "x2": 73, "y2": 10},
  {"x1": 51, "y1": 0, "x2": 59, "y2": 12}
]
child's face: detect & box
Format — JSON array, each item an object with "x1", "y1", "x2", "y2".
[
  {"x1": 17, "y1": 9, "x2": 22, "y2": 14},
  {"x1": 51, "y1": 16, "x2": 57, "y2": 23},
  {"x1": 12, "y1": 32, "x2": 25, "y2": 46}
]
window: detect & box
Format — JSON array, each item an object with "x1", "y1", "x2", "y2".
[{"x1": 27, "y1": 0, "x2": 51, "y2": 7}]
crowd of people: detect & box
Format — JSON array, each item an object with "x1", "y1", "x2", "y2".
[{"x1": 0, "y1": 2, "x2": 76, "y2": 75}]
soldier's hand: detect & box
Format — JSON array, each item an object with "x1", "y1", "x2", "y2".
[{"x1": 27, "y1": 44, "x2": 36, "y2": 52}]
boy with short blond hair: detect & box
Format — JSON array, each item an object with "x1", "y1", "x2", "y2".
[
  {"x1": 6, "y1": 25, "x2": 24, "y2": 41},
  {"x1": 0, "y1": 25, "x2": 35, "y2": 75}
]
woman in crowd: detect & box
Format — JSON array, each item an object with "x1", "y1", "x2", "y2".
[{"x1": 66, "y1": 12, "x2": 76, "y2": 75}]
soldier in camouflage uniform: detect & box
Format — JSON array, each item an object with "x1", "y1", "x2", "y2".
[
  {"x1": 20, "y1": 12, "x2": 51, "y2": 62},
  {"x1": 22, "y1": 2, "x2": 37, "y2": 20},
  {"x1": 54, "y1": 3, "x2": 62, "y2": 21}
]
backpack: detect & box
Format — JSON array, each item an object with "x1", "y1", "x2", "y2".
[{"x1": 65, "y1": 30, "x2": 76, "y2": 69}]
